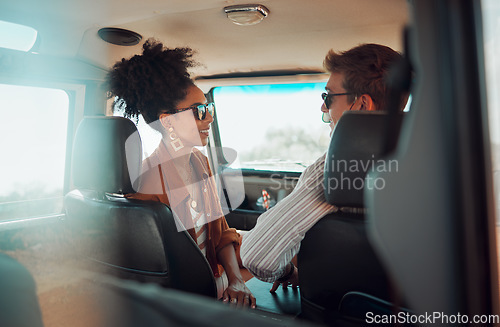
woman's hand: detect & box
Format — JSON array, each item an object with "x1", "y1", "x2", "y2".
[
  {"x1": 270, "y1": 264, "x2": 299, "y2": 293},
  {"x1": 222, "y1": 280, "x2": 256, "y2": 309},
  {"x1": 217, "y1": 243, "x2": 257, "y2": 309}
]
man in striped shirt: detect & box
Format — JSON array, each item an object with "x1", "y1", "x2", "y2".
[{"x1": 240, "y1": 44, "x2": 404, "y2": 291}]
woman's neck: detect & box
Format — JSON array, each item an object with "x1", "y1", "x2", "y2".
[{"x1": 161, "y1": 139, "x2": 193, "y2": 177}]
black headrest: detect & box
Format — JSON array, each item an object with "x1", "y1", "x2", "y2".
[
  {"x1": 324, "y1": 111, "x2": 404, "y2": 207},
  {"x1": 71, "y1": 116, "x2": 142, "y2": 194}
]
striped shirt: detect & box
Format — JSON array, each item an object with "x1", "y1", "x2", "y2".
[
  {"x1": 190, "y1": 206, "x2": 228, "y2": 298},
  {"x1": 240, "y1": 154, "x2": 338, "y2": 282},
  {"x1": 190, "y1": 207, "x2": 207, "y2": 255}
]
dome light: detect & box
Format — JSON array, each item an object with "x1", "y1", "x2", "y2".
[
  {"x1": 0, "y1": 20, "x2": 37, "y2": 52},
  {"x1": 223, "y1": 4, "x2": 270, "y2": 26}
]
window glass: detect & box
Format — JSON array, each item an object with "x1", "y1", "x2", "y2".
[
  {"x1": 0, "y1": 84, "x2": 69, "y2": 221},
  {"x1": 213, "y1": 82, "x2": 331, "y2": 172}
]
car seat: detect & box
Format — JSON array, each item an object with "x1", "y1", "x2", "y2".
[
  {"x1": 64, "y1": 116, "x2": 217, "y2": 298},
  {"x1": 298, "y1": 111, "x2": 406, "y2": 325}
]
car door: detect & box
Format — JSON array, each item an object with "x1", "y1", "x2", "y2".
[{"x1": 365, "y1": 0, "x2": 500, "y2": 323}]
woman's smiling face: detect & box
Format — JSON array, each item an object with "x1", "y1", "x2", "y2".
[{"x1": 161, "y1": 85, "x2": 214, "y2": 148}]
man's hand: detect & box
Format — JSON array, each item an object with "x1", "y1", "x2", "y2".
[{"x1": 270, "y1": 264, "x2": 299, "y2": 293}]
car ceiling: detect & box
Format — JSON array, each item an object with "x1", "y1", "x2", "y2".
[{"x1": 1, "y1": 0, "x2": 409, "y2": 78}]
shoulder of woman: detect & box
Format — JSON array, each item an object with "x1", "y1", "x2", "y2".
[{"x1": 136, "y1": 164, "x2": 163, "y2": 194}]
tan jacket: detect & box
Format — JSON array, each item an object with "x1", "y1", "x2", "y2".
[{"x1": 128, "y1": 141, "x2": 240, "y2": 277}]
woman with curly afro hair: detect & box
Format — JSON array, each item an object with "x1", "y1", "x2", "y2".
[{"x1": 107, "y1": 39, "x2": 255, "y2": 308}]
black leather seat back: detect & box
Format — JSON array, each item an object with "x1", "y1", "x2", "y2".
[
  {"x1": 324, "y1": 112, "x2": 398, "y2": 207},
  {"x1": 65, "y1": 116, "x2": 216, "y2": 297},
  {"x1": 70, "y1": 116, "x2": 142, "y2": 194},
  {"x1": 299, "y1": 112, "x2": 404, "y2": 324},
  {"x1": 299, "y1": 213, "x2": 391, "y2": 324}
]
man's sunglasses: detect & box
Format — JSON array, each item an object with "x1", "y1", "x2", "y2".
[
  {"x1": 175, "y1": 102, "x2": 215, "y2": 120},
  {"x1": 321, "y1": 92, "x2": 354, "y2": 109}
]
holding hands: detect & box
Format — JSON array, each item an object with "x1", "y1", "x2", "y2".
[{"x1": 222, "y1": 280, "x2": 256, "y2": 309}]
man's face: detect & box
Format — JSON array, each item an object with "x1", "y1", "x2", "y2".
[{"x1": 321, "y1": 72, "x2": 356, "y2": 132}]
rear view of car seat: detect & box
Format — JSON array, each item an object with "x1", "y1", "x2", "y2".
[
  {"x1": 298, "y1": 111, "x2": 406, "y2": 325},
  {"x1": 64, "y1": 116, "x2": 217, "y2": 298}
]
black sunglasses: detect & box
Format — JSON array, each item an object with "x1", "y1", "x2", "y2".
[
  {"x1": 321, "y1": 92, "x2": 354, "y2": 109},
  {"x1": 175, "y1": 102, "x2": 215, "y2": 120}
]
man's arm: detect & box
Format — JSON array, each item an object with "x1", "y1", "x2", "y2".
[{"x1": 240, "y1": 154, "x2": 337, "y2": 283}]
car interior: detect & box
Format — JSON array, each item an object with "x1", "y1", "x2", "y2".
[{"x1": 1, "y1": 0, "x2": 499, "y2": 326}]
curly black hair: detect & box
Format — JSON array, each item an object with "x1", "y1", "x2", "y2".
[{"x1": 107, "y1": 38, "x2": 199, "y2": 124}]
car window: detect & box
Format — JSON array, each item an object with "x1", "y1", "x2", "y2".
[
  {"x1": 212, "y1": 82, "x2": 331, "y2": 172},
  {"x1": 0, "y1": 84, "x2": 69, "y2": 221}
]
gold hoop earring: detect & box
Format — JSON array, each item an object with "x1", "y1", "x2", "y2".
[{"x1": 168, "y1": 127, "x2": 184, "y2": 151}]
